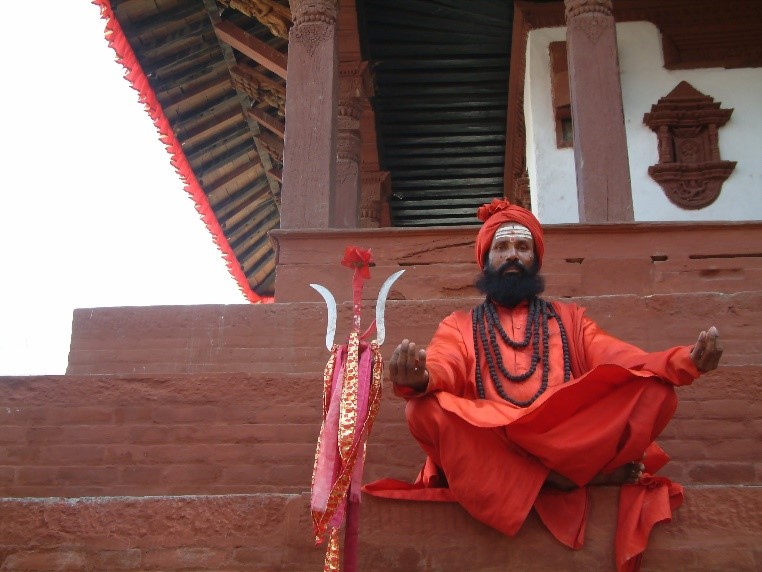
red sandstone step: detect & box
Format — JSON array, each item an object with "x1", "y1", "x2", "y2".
[
  {"x1": 66, "y1": 291, "x2": 762, "y2": 375},
  {"x1": 1, "y1": 368, "x2": 759, "y2": 498},
  {"x1": 1, "y1": 487, "x2": 759, "y2": 571}
]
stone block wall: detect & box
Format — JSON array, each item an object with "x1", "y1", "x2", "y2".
[
  {"x1": 1, "y1": 367, "x2": 759, "y2": 499},
  {"x1": 1, "y1": 367, "x2": 761, "y2": 570},
  {"x1": 66, "y1": 291, "x2": 762, "y2": 376}
]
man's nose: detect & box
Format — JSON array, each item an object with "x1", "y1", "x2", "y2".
[{"x1": 505, "y1": 246, "x2": 519, "y2": 260}]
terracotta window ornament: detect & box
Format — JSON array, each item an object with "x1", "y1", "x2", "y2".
[{"x1": 643, "y1": 81, "x2": 736, "y2": 209}]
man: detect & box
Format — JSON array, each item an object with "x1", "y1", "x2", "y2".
[{"x1": 363, "y1": 199, "x2": 722, "y2": 572}]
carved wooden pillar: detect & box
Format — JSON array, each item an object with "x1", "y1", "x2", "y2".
[
  {"x1": 360, "y1": 170, "x2": 391, "y2": 228},
  {"x1": 564, "y1": 0, "x2": 633, "y2": 222},
  {"x1": 280, "y1": 0, "x2": 339, "y2": 229},
  {"x1": 335, "y1": 62, "x2": 373, "y2": 228}
]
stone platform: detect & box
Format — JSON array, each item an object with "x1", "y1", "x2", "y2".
[
  {"x1": 2, "y1": 486, "x2": 760, "y2": 571},
  {"x1": 2, "y1": 282, "x2": 761, "y2": 570},
  {"x1": 1, "y1": 365, "x2": 760, "y2": 570}
]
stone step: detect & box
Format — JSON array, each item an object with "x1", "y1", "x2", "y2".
[
  {"x1": 66, "y1": 291, "x2": 762, "y2": 375},
  {"x1": 1, "y1": 487, "x2": 760, "y2": 571},
  {"x1": 1, "y1": 367, "x2": 759, "y2": 498}
]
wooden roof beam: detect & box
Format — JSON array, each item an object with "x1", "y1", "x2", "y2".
[
  {"x1": 254, "y1": 131, "x2": 284, "y2": 164},
  {"x1": 247, "y1": 106, "x2": 285, "y2": 137},
  {"x1": 214, "y1": 20, "x2": 287, "y2": 80}
]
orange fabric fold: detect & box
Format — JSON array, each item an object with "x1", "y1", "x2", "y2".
[{"x1": 616, "y1": 478, "x2": 684, "y2": 572}]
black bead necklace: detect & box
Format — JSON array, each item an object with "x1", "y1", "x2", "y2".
[{"x1": 472, "y1": 297, "x2": 572, "y2": 407}]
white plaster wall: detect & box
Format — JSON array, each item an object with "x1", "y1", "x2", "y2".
[
  {"x1": 525, "y1": 22, "x2": 762, "y2": 222},
  {"x1": 525, "y1": 27, "x2": 577, "y2": 223}
]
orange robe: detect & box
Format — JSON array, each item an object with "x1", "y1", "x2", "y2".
[{"x1": 363, "y1": 301, "x2": 699, "y2": 571}]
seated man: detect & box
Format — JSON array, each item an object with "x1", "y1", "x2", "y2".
[{"x1": 364, "y1": 199, "x2": 722, "y2": 572}]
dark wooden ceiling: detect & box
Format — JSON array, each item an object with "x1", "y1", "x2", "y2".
[{"x1": 357, "y1": 0, "x2": 515, "y2": 227}]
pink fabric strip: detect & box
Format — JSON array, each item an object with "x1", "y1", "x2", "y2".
[{"x1": 311, "y1": 347, "x2": 346, "y2": 513}]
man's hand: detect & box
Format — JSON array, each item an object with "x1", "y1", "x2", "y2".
[
  {"x1": 690, "y1": 326, "x2": 723, "y2": 373},
  {"x1": 389, "y1": 339, "x2": 429, "y2": 391}
]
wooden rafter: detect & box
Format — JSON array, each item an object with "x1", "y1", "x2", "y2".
[
  {"x1": 214, "y1": 20, "x2": 287, "y2": 79},
  {"x1": 255, "y1": 131, "x2": 284, "y2": 165},
  {"x1": 247, "y1": 106, "x2": 285, "y2": 137}
]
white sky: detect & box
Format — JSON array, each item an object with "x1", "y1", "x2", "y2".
[{"x1": 0, "y1": 1, "x2": 248, "y2": 375}]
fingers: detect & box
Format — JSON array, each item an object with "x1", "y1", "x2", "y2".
[
  {"x1": 406, "y1": 339, "x2": 419, "y2": 371},
  {"x1": 418, "y1": 348, "x2": 428, "y2": 373},
  {"x1": 702, "y1": 326, "x2": 723, "y2": 372},
  {"x1": 389, "y1": 339, "x2": 428, "y2": 389},
  {"x1": 691, "y1": 326, "x2": 724, "y2": 373},
  {"x1": 388, "y1": 343, "x2": 401, "y2": 381}
]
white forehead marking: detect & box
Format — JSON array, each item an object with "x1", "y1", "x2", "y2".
[{"x1": 493, "y1": 223, "x2": 532, "y2": 243}]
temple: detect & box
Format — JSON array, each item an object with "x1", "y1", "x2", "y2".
[{"x1": 1, "y1": 0, "x2": 761, "y2": 569}]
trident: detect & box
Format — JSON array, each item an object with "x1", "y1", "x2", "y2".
[{"x1": 308, "y1": 247, "x2": 404, "y2": 572}]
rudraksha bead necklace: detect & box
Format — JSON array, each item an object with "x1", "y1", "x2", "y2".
[{"x1": 472, "y1": 297, "x2": 571, "y2": 407}]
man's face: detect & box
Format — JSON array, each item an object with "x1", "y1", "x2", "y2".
[
  {"x1": 476, "y1": 224, "x2": 543, "y2": 307},
  {"x1": 487, "y1": 224, "x2": 535, "y2": 274}
]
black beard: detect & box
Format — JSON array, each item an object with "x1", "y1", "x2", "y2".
[{"x1": 474, "y1": 260, "x2": 545, "y2": 307}]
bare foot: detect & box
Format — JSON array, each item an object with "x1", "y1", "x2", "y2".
[
  {"x1": 588, "y1": 460, "x2": 645, "y2": 486},
  {"x1": 544, "y1": 455, "x2": 646, "y2": 490}
]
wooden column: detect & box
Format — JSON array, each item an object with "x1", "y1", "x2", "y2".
[
  {"x1": 335, "y1": 62, "x2": 372, "y2": 228},
  {"x1": 280, "y1": 0, "x2": 339, "y2": 228},
  {"x1": 565, "y1": 0, "x2": 633, "y2": 222}
]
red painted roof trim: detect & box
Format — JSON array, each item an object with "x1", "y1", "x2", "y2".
[{"x1": 93, "y1": 0, "x2": 273, "y2": 304}]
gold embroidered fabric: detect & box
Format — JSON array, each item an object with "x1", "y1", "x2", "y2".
[{"x1": 311, "y1": 338, "x2": 384, "y2": 570}]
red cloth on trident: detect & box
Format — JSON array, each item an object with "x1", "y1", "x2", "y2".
[{"x1": 363, "y1": 300, "x2": 698, "y2": 572}]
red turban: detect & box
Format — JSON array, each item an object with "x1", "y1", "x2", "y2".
[{"x1": 475, "y1": 199, "x2": 545, "y2": 270}]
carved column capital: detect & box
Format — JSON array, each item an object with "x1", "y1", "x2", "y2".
[
  {"x1": 289, "y1": 0, "x2": 338, "y2": 56},
  {"x1": 289, "y1": 0, "x2": 338, "y2": 25},
  {"x1": 564, "y1": 0, "x2": 613, "y2": 20},
  {"x1": 564, "y1": 0, "x2": 613, "y2": 44}
]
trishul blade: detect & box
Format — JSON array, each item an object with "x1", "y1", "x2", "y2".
[
  {"x1": 375, "y1": 269, "x2": 405, "y2": 346},
  {"x1": 310, "y1": 283, "x2": 337, "y2": 350}
]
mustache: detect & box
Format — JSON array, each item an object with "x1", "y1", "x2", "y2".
[{"x1": 496, "y1": 260, "x2": 528, "y2": 274}]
